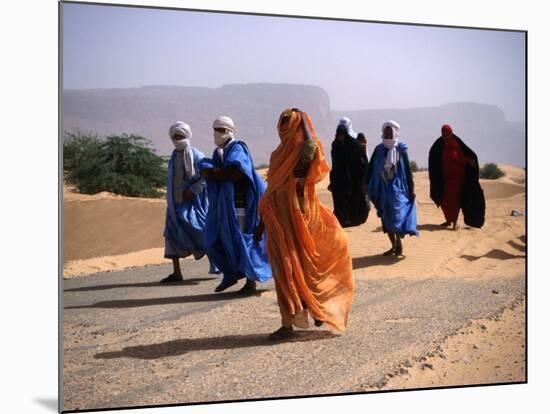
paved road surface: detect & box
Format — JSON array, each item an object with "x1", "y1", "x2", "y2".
[{"x1": 62, "y1": 259, "x2": 524, "y2": 411}]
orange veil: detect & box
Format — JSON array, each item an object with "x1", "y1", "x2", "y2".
[{"x1": 259, "y1": 109, "x2": 355, "y2": 331}]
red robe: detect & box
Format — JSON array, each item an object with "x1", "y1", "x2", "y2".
[{"x1": 441, "y1": 137, "x2": 467, "y2": 222}]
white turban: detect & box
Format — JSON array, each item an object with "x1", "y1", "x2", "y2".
[
  {"x1": 381, "y1": 120, "x2": 400, "y2": 139},
  {"x1": 169, "y1": 121, "x2": 192, "y2": 140},
  {"x1": 213, "y1": 115, "x2": 235, "y2": 152},
  {"x1": 168, "y1": 121, "x2": 194, "y2": 178},
  {"x1": 213, "y1": 115, "x2": 235, "y2": 132},
  {"x1": 338, "y1": 116, "x2": 357, "y2": 138},
  {"x1": 381, "y1": 120, "x2": 400, "y2": 172}
]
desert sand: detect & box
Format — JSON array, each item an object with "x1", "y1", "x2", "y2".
[
  {"x1": 377, "y1": 299, "x2": 525, "y2": 391},
  {"x1": 63, "y1": 164, "x2": 525, "y2": 280}
]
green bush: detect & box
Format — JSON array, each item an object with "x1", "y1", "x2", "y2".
[
  {"x1": 480, "y1": 163, "x2": 505, "y2": 180},
  {"x1": 63, "y1": 130, "x2": 102, "y2": 171},
  {"x1": 64, "y1": 132, "x2": 167, "y2": 198}
]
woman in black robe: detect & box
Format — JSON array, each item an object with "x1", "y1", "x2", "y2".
[{"x1": 329, "y1": 119, "x2": 369, "y2": 227}]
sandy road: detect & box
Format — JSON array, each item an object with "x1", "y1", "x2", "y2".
[{"x1": 62, "y1": 260, "x2": 524, "y2": 411}]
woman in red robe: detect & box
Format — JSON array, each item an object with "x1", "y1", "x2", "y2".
[
  {"x1": 441, "y1": 126, "x2": 467, "y2": 229},
  {"x1": 429, "y1": 124, "x2": 486, "y2": 230}
]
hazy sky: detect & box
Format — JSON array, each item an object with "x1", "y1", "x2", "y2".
[{"x1": 63, "y1": 3, "x2": 526, "y2": 122}]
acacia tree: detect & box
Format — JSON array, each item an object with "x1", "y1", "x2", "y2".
[
  {"x1": 63, "y1": 132, "x2": 167, "y2": 198},
  {"x1": 63, "y1": 130, "x2": 102, "y2": 171}
]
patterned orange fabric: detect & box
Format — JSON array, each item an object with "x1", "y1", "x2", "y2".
[{"x1": 259, "y1": 109, "x2": 355, "y2": 331}]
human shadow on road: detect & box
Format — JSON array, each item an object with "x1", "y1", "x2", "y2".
[
  {"x1": 95, "y1": 330, "x2": 338, "y2": 360},
  {"x1": 420, "y1": 223, "x2": 482, "y2": 232},
  {"x1": 461, "y1": 249, "x2": 525, "y2": 262},
  {"x1": 373, "y1": 223, "x2": 447, "y2": 233},
  {"x1": 64, "y1": 277, "x2": 217, "y2": 293},
  {"x1": 372, "y1": 223, "x2": 477, "y2": 233},
  {"x1": 416, "y1": 223, "x2": 453, "y2": 232},
  {"x1": 64, "y1": 289, "x2": 270, "y2": 310},
  {"x1": 352, "y1": 254, "x2": 401, "y2": 270}
]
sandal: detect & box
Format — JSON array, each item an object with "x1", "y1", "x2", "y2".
[
  {"x1": 238, "y1": 279, "x2": 257, "y2": 295},
  {"x1": 214, "y1": 278, "x2": 238, "y2": 292},
  {"x1": 269, "y1": 326, "x2": 295, "y2": 340},
  {"x1": 159, "y1": 273, "x2": 184, "y2": 283}
]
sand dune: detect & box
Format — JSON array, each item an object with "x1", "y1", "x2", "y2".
[
  {"x1": 63, "y1": 164, "x2": 525, "y2": 279},
  {"x1": 63, "y1": 185, "x2": 165, "y2": 262},
  {"x1": 496, "y1": 164, "x2": 525, "y2": 184},
  {"x1": 480, "y1": 178, "x2": 525, "y2": 200}
]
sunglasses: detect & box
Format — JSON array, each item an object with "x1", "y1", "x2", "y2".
[{"x1": 214, "y1": 127, "x2": 229, "y2": 133}]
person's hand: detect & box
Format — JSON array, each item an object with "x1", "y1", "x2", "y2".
[
  {"x1": 253, "y1": 221, "x2": 265, "y2": 243},
  {"x1": 327, "y1": 183, "x2": 333, "y2": 192},
  {"x1": 183, "y1": 188, "x2": 194, "y2": 202},
  {"x1": 409, "y1": 191, "x2": 416, "y2": 201},
  {"x1": 200, "y1": 169, "x2": 211, "y2": 179}
]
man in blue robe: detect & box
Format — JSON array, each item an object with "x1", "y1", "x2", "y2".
[
  {"x1": 199, "y1": 116, "x2": 272, "y2": 294},
  {"x1": 366, "y1": 120, "x2": 418, "y2": 257},
  {"x1": 161, "y1": 121, "x2": 219, "y2": 283}
]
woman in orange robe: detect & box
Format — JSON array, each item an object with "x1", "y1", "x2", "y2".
[{"x1": 255, "y1": 108, "x2": 355, "y2": 340}]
